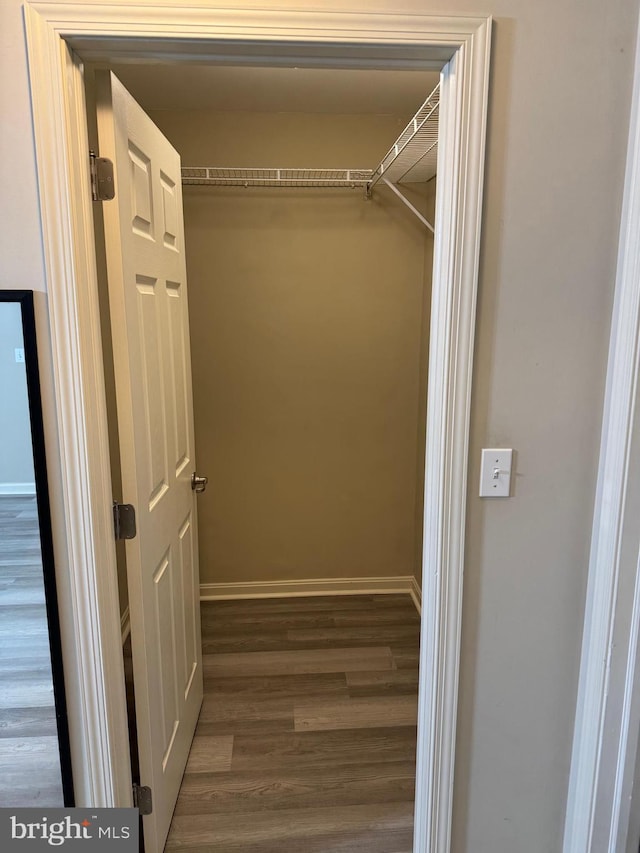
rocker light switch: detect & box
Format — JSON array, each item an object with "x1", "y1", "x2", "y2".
[{"x1": 480, "y1": 448, "x2": 513, "y2": 497}]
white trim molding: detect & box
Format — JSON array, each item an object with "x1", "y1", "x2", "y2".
[
  {"x1": 200, "y1": 575, "x2": 419, "y2": 605},
  {"x1": 23, "y1": 10, "x2": 131, "y2": 808},
  {"x1": 563, "y1": 13, "x2": 640, "y2": 853},
  {"x1": 23, "y1": 5, "x2": 491, "y2": 850},
  {"x1": 0, "y1": 483, "x2": 36, "y2": 496},
  {"x1": 410, "y1": 577, "x2": 423, "y2": 615}
]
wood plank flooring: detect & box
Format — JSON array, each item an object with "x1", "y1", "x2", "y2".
[
  {"x1": 165, "y1": 593, "x2": 420, "y2": 853},
  {"x1": 0, "y1": 495, "x2": 63, "y2": 806}
]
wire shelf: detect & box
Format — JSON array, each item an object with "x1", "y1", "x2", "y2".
[
  {"x1": 179, "y1": 82, "x2": 439, "y2": 231},
  {"x1": 181, "y1": 84, "x2": 439, "y2": 193},
  {"x1": 368, "y1": 82, "x2": 439, "y2": 188},
  {"x1": 181, "y1": 167, "x2": 374, "y2": 188}
]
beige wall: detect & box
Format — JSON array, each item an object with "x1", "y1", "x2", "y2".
[
  {"x1": 149, "y1": 109, "x2": 433, "y2": 586},
  {"x1": 4, "y1": 0, "x2": 639, "y2": 850}
]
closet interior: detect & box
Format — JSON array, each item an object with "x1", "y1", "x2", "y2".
[{"x1": 106, "y1": 63, "x2": 438, "y2": 605}]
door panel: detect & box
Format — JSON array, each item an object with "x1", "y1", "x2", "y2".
[{"x1": 96, "y1": 71, "x2": 203, "y2": 853}]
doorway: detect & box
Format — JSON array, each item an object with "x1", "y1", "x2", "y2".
[
  {"x1": 24, "y1": 7, "x2": 491, "y2": 852},
  {"x1": 89, "y1": 62, "x2": 437, "y2": 851}
]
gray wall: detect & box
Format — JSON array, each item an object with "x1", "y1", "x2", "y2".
[
  {"x1": 0, "y1": 304, "x2": 34, "y2": 490},
  {"x1": 3, "y1": 0, "x2": 639, "y2": 850}
]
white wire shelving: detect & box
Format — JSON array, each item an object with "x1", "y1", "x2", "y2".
[
  {"x1": 367, "y1": 83, "x2": 439, "y2": 190},
  {"x1": 181, "y1": 167, "x2": 373, "y2": 189},
  {"x1": 180, "y1": 83, "x2": 440, "y2": 230}
]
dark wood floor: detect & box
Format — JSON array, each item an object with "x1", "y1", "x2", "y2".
[
  {"x1": 0, "y1": 495, "x2": 63, "y2": 806},
  {"x1": 165, "y1": 593, "x2": 420, "y2": 853}
]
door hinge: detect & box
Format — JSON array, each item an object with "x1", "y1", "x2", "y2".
[
  {"x1": 113, "y1": 501, "x2": 137, "y2": 540},
  {"x1": 132, "y1": 784, "x2": 152, "y2": 816},
  {"x1": 90, "y1": 149, "x2": 115, "y2": 201}
]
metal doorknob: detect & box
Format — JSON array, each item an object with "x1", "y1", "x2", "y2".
[{"x1": 191, "y1": 473, "x2": 208, "y2": 494}]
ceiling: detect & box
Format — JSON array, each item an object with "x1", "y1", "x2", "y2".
[{"x1": 108, "y1": 64, "x2": 441, "y2": 118}]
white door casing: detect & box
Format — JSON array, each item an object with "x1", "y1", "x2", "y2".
[
  {"x1": 23, "y1": 7, "x2": 491, "y2": 852},
  {"x1": 96, "y1": 71, "x2": 203, "y2": 853}
]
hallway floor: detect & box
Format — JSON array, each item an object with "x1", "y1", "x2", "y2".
[
  {"x1": 0, "y1": 495, "x2": 63, "y2": 807},
  {"x1": 164, "y1": 593, "x2": 420, "y2": 852}
]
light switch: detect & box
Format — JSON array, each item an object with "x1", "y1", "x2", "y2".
[
  {"x1": 480, "y1": 448, "x2": 513, "y2": 497},
  {"x1": 14, "y1": 348, "x2": 25, "y2": 364}
]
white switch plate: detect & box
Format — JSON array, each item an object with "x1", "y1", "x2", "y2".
[
  {"x1": 14, "y1": 348, "x2": 25, "y2": 364},
  {"x1": 480, "y1": 448, "x2": 513, "y2": 497}
]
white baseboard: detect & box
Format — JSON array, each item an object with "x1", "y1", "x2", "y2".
[
  {"x1": 200, "y1": 575, "x2": 422, "y2": 613},
  {"x1": 120, "y1": 607, "x2": 130, "y2": 645},
  {"x1": 410, "y1": 577, "x2": 422, "y2": 614},
  {"x1": 0, "y1": 482, "x2": 36, "y2": 496}
]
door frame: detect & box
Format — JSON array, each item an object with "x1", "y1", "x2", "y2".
[
  {"x1": 562, "y1": 13, "x2": 640, "y2": 853},
  {"x1": 23, "y1": 4, "x2": 492, "y2": 851}
]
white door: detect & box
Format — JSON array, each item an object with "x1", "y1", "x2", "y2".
[{"x1": 96, "y1": 71, "x2": 203, "y2": 853}]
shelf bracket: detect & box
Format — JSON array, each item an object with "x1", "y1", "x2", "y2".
[{"x1": 382, "y1": 179, "x2": 434, "y2": 234}]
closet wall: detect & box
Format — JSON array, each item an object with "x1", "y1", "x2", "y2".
[{"x1": 150, "y1": 107, "x2": 434, "y2": 589}]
